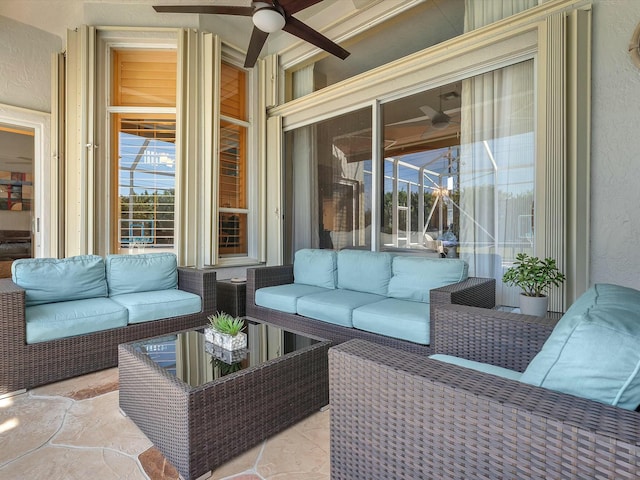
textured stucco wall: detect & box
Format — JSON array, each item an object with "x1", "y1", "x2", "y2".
[
  {"x1": 0, "y1": 15, "x2": 61, "y2": 113},
  {"x1": 590, "y1": 0, "x2": 640, "y2": 289}
]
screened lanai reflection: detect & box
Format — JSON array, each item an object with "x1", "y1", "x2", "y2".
[
  {"x1": 284, "y1": 108, "x2": 372, "y2": 259},
  {"x1": 382, "y1": 61, "x2": 535, "y2": 306},
  {"x1": 284, "y1": 60, "x2": 534, "y2": 306}
]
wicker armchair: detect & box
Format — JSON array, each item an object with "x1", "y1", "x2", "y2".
[
  {"x1": 0, "y1": 267, "x2": 216, "y2": 396},
  {"x1": 329, "y1": 304, "x2": 640, "y2": 479}
]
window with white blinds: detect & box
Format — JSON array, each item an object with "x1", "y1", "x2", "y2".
[
  {"x1": 219, "y1": 62, "x2": 249, "y2": 257},
  {"x1": 110, "y1": 49, "x2": 177, "y2": 253}
]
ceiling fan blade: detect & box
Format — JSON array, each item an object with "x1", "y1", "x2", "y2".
[
  {"x1": 282, "y1": 16, "x2": 350, "y2": 60},
  {"x1": 153, "y1": 5, "x2": 253, "y2": 15},
  {"x1": 388, "y1": 116, "x2": 430, "y2": 126},
  {"x1": 419, "y1": 105, "x2": 438, "y2": 118},
  {"x1": 278, "y1": 0, "x2": 324, "y2": 15},
  {"x1": 244, "y1": 27, "x2": 270, "y2": 68}
]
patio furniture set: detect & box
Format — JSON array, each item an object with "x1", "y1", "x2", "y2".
[{"x1": 3, "y1": 250, "x2": 639, "y2": 479}]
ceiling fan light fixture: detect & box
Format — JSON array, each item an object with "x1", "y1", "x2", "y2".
[
  {"x1": 431, "y1": 111, "x2": 451, "y2": 130},
  {"x1": 253, "y1": 4, "x2": 285, "y2": 33}
]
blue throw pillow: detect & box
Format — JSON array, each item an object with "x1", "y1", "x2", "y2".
[
  {"x1": 12, "y1": 255, "x2": 108, "y2": 307},
  {"x1": 521, "y1": 284, "x2": 640, "y2": 410},
  {"x1": 106, "y1": 253, "x2": 178, "y2": 296}
]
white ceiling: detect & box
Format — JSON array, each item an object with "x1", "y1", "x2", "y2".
[
  {"x1": 0, "y1": 128, "x2": 34, "y2": 172},
  {"x1": 0, "y1": 0, "x2": 464, "y2": 77}
]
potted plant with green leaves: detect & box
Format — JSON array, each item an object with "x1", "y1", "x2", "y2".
[
  {"x1": 212, "y1": 357, "x2": 243, "y2": 376},
  {"x1": 205, "y1": 312, "x2": 247, "y2": 351},
  {"x1": 502, "y1": 252, "x2": 566, "y2": 316}
]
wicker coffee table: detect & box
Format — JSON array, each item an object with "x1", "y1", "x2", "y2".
[{"x1": 118, "y1": 317, "x2": 331, "y2": 480}]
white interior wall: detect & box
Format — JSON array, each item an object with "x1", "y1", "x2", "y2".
[
  {"x1": 0, "y1": 16, "x2": 61, "y2": 112},
  {"x1": 590, "y1": 0, "x2": 640, "y2": 289}
]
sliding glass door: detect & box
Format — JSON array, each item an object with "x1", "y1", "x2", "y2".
[
  {"x1": 284, "y1": 107, "x2": 372, "y2": 259},
  {"x1": 285, "y1": 60, "x2": 534, "y2": 306}
]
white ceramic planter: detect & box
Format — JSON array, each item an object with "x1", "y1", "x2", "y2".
[
  {"x1": 204, "y1": 341, "x2": 247, "y2": 364},
  {"x1": 204, "y1": 327, "x2": 247, "y2": 351},
  {"x1": 519, "y1": 294, "x2": 548, "y2": 317}
]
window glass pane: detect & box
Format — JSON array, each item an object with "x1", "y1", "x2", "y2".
[
  {"x1": 111, "y1": 49, "x2": 176, "y2": 107},
  {"x1": 219, "y1": 212, "x2": 247, "y2": 256},
  {"x1": 284, "y1": 107, "x2": 372, "y2": 259},
  {"x1": 220, "y1": 62, "x2": 247, "y2": 121},
  {"x1": 380, "y1": 60, "x2": 535, "y2": 306},
  {"x1": 218, "y1": 120, "x2": 247, "y2": 257},
  {"x1": 460, "y1": 61, "x2": 535, "y2": 307},
  {"x1": 287, "y1": 0, "x2": 536, "y2": 100},
  {"x1": 219, "y1": 121, "x2": 246, "y2": 209},
  {"x1": 113, "y1": 114, "x2": 176, "y2": 252}
]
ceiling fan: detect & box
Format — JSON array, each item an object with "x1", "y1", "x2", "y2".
[
  {"x1": 390, "y1": 90, "x2": 461, "y2": 135},
  {"x1": 153, "y1": 1, "x2": 351, "y2": 68}
]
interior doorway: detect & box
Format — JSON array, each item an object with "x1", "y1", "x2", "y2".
[
  {"x1": 0, "y1": 103, "x2": 52, "y2": 277},
  {"x1": 0, "y1": 125, "x2": 34, "y2": 277}
]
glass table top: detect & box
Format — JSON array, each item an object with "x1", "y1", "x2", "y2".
[{"x1": 130, "y1": 318, "x2": 321, "y2": 387}]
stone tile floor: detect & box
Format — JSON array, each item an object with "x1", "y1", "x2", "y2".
[{"x1": 0, "y1": 368, "x2": 330, "y2": 479}]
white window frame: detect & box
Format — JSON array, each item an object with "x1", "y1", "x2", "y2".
[
  {"x1": 104, "y1": 44, "x2": 179, "y2": 256},
  {"x1": 268, "y1": 0, "x2": 591, "y2": 309},
  {"x1": 64, "y1": 27, "x2": 262, "y2": 268},
  {"x1": 213, "y1": 46, "x2": 260, "y2": 267},
  {"x1": 96, "y1": 28, "x2": 180, "y2": 258}
]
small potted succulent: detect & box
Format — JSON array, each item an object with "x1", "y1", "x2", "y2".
[
  {"x1": 502, "y1": 252, "x2": 565, "y2": 316},
  {"x1": 212, "y1": 357, "x2": 243, "y2": 376},
  {"x1": 205, "y1": 312, "x2": 247, "y2": 351}
]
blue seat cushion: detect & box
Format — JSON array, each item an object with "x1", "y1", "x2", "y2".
[
  {"x1": 106, "y1": 253, "x2": 178, "y2": 296},
  {"x1": 337, "y1": 250, "x2": 393, "y2": 295},
  {"x1": 293, "y1": 249, "x2": 337, "y2": 289},
  {"x1": 25, "y1": 298, "x2": 128, "y2": 344},
  {"x1": 430, "y1": 354, "x2": 522, "y2": 381},
  {"x1": 297, "y1": 289, "x2": 385, "y2": 328},
  {"x1": 353, "y1": 298, "x2": 431, "y2": 344},
  {"x1": 387, "y1": 256, "x2": 469, "y2": 302},
  {"x1": 255, "y1": 283, "x2": 331, "y2": 314},
  {"x1": 12, "y1": 255, "x2": 107, "y2": 307},
  {"x1": 110, "y1": 289, "x2": 202, "y2": 324},
  {"x1": 521, "y1": 284, "x2": 640, "y2": 410}
]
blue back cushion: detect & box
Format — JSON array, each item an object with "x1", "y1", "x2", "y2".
[
  {"x1": 12, "y1": 255, "x2": 107, "y2": 307},
  {"x1": 293, "y1": 248, "x2": 337, "y2": 289},
  {"x1": 106, "y1": 253, "x2": 178, "y2": 296},
  {"x1": 387, "y1": 256, "x2": 469, "y2": 302},
  {"x1": 337, "y1": 250, "x2": 393, "y2": 295},
  {"x1": 430, "y1": 354, "x2": 523, "y2": 382},
  {"x1": 521, "y1": 284, "x2": 640, "y2": 410}
]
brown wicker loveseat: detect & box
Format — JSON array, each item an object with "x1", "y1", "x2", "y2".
[
  {"x1": 329, "y1": 303, "x2": 640, "y2": 479},
  {"x1": 0, "y1": 265, "x2": 216, "y2": 396}
]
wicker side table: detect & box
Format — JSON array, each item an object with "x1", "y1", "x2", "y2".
[{"x1": 216, "y1": 279, "x2": 246, "y2": 317}]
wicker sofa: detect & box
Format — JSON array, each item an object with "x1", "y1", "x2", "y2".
[
  {"x1": 329, "y1": 297, "x2": 640, "y2": 479},
  {"x1": 0, "y1": 254, "x2": 216, "y2": 396},
  {"x1": 247, "y1": 249, "x2": 496, "y2": 355}
]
